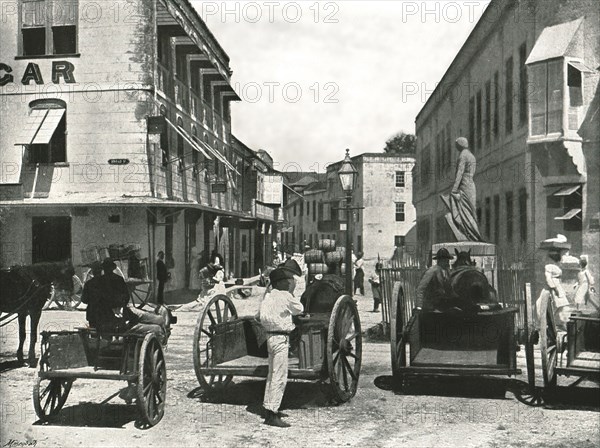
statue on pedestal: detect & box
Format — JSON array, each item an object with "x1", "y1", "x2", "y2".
[{"x1": 440, "y1": 137, "x2": 484, "y2": 242}]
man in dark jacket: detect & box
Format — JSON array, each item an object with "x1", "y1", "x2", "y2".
[
  {"x1": 415, "y1": 248, "x2": 454, "y2": 311},
  {"x1": 156, "y1": 251, "x2": 168, "y2": 305},
  {"x1": 81, "y1": 262, "x2": 105, "y2": 328}
]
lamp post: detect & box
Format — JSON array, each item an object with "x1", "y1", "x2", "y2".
[{"x1": 337, "y1": 149, "x2": 358, "y2": 296}]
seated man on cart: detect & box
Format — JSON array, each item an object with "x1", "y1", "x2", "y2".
[
  {"x1": 415, "y1": 248, "x2": 454, "y2": 312},
  {"x1": 82, "y1": 258, "x2": 170, "y2": 344}
]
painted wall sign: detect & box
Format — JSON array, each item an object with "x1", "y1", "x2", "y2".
[
  {"x1": 0, "y1": 61, "x2": 76, "y2": 86},
  {"x1": 108, "y1": 159, "x2": 130, "y2": 165},
  {"x1": 211, "y1": 181, "x2": 227, "y2": 193}
]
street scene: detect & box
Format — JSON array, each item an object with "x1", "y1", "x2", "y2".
[{"x1": 1, "y1": 0, "x2": 599, "y2": 447}]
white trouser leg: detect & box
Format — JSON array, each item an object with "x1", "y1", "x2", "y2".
[{"x1": 263, "y1": 334, "x2": 289, "y2": 413}]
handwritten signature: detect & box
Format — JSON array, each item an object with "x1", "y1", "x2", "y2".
[{"x1": 3, "y1": 440, "x2": 37, "y2": 448}]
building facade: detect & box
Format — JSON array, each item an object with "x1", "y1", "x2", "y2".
[
  {"x1": 283, "y1": 153, "x2": 416, "y2": 263},
  {"x1": 414, "y1": 0, "x2": 599, "y2": 291},
  {"x1": 0, "y1": 0, "x2": 281, "y2": 295}
]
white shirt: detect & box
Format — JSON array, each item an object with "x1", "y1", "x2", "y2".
[{"x1": 258, "y1": 288, "x2": 304, "y2": 333}]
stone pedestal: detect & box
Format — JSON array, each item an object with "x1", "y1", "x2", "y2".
[{"x1": 432, "y1": 242, "x2": 497, "y2": 288}]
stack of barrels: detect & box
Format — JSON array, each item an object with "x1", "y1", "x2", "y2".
[{"x1": 305, "y1": 239, "x2": 346, "y2": 281}]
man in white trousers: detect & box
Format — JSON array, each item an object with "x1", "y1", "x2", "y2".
[{"x1": 256, "y1": 267, "x2": 304, "y2": 427}]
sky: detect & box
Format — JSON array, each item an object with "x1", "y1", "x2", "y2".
[{"x1": 190, "y1": 1, "x2": 489, "y2": 171}]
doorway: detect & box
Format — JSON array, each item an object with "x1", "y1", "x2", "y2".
[{"x1": 32, "y1": 216, "x2": 72, "y2": 263}]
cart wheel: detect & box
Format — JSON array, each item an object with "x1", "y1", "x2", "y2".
[
  {"x1": 514, "y1": 384, "x2": 545, "y2": 407},
  {"x1": 538, "y1": 295, "x2": 558, "y2": 388},
  {"x1": 327, "y1": 295, "x2": 362, "y2": 403},
  {"x1": 130, "y1": 283, "x2": 153, "y2": 309},
  {"x1": 136, "y1": 333, "x2": 167, "y2": 427},
  {"x1": 390, "y1": 282, "x2": 406, "y2": 378},
  {"x1": 193, "y1": 295, "x2": 238, "y2": 391},
  {"x1": 33, "y1": 377, "x2": 72, "y2": 421},
  {"x1": 54, "y1": 290, "x2": 82, "y2": 311}
]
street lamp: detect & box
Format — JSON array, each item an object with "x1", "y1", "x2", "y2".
[{"x1": 338, "y1": 148, "x2": 358, "y2": 296}]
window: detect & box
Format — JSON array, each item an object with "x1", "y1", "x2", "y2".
[
  {"x1": 493, "y1": 194, "x2": 500, "y2": 243},
  {"x1": 395, "y1": 202, "x2": 405, "y2": 222},
  {"x1": 485, "y1": 80, "x2": 491, "y2": 145},
  {"x1": 476, "y1": 89, "x2": 482, "y2": 151},
  {"x1": 519, "y1": 43, "x2": 528, "y2": 125},
  {"x1": 176, "y1": 117, "x2": 185, "y2": 172},
  {"x1": 17, "y1": 99, "x2": 67, "y2": 163},
  {"x1": 567, "y1": 63, "x2": 583, "y2": 130},
  {"x1": 20, "y1": 0, "x2": 78, "y2": 56},
  {"x1": 161, "y1": 125, "x2": 169, "y2": 166},
  {"x1": 421, "y1": 145, "x2": 431, "y2": 186},
  {"x1": 469, "y1": 96, "x2": 475, "y2": 150},
  {"x1": 191, "y1": 127, "x2": 199, "y2": 178},
  {"x1": 318, "y1": 202, "x2": 323, "y2": 221},
  {"x1": 306, "y1": 200, "x2": 310, "y2": 216},
  {"x1": 485, "y1": 197, "x2": 491, "y2": 239},
  {"x1": 394, "y1": 235, "x2": 405, "y2": 247},
  {"x1": 518, "y1": 188, "x2": 527, "y2": 243},
  {"x1": 505, "y1": 191, "x2": 514, "y2": 243},
  {"x1": 300, "y1": 202, "x2": 304, "y2": 216},
  {"x1": 436, "y1": 131, "x2": 442, "y2": 177},
  {"x1": 313, "y1": 201, "x2": 316, "y2": 222},
  {"x1": 505, "y1": 56, "x2": 514, "y2": 134},
  {"x1": 493, "y1": 71, "x2": 500, "y2": 137},
  {"x1": 445, "y1": 122, "x2": 452, "y2": 172},
  {"x1": 293, "y1": 204, "x2": 297, "y2": 217},
  {"x1": 395, "y1": 171, "x2": 405, "y2": 188},
  {"x1": 528, "y1": 60, "x2": 563, "y2": 137}
]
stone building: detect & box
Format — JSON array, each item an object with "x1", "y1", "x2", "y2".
[
  {"x1": 414, "y1": 0, "x2": 599, "y2": 289},
  {"x1": 0, "y1": 0, "x2": 281, "y2": 296},
  {"x1": 283, "y1": 153, "x2": 416, "y2": 263}
]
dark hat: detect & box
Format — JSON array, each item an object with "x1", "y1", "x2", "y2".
[
  {"x1": 102, "y1": 257, "x2": 117, "y2": 271},
  {"x1": 269, "y1": 267, "x2": 292, "y2": 284},
  {"x1": 432, "y1": 248, "x2": 454, "y2": 260},
  {"x1": 90, "y1": 261, "x2": 103, "y2": 274},
  {"x1": 280, "y1": 259, "x2": 302, "y2": 277}
]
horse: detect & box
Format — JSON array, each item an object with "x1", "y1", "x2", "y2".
[
  {"x1": 449, "y1": 249, "x2": 498, "y2": 308},
  {"x1": 0, "y1": 261, "x2": 74, "y2": 367}
]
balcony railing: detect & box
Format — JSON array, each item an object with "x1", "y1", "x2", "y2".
[
  {"x1": 253, "y1": 200, "x2": 277, "y2": 221},
  {"x1": 174, "y1": 78, "x2": 190, "y2": 111},
  {"x1": 157, "y1": 62, "x2": 171, "y2": 96}
]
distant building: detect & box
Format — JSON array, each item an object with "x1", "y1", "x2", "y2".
[
  {"x1": 414, "y1": 0, "x2": 599, "y2": 286},
  {"x1": 0, "y1": 0, "x2": 281, "y2": 295},
  {"x1": 283, "y1": 153, "x2": 416, "y2": 262}
]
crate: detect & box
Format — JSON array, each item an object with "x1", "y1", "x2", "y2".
[
  {"x1": 212, "y1": 320, "x2": 248, "y2": 365},
  {"x1": 297, "y1": 323, "x2": 326, "y2": 369},
  {"x1": 45, "y1": 333, "x2": 88, "y2": 370}
]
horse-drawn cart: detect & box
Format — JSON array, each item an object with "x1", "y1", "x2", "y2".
[
  {"x1": 34, "y1": 329, "x2": 167, "y2": 427},
  {"x1": 387, "y1": 243, "x2": 540, "y2": 405},
  {"x1": 533, "y1": 293, "x2": 600, "y2": 391},
  {"x1": 192, "y1": 279, "x2": 362, "y2": 403}
]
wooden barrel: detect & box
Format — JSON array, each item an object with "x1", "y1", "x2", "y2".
[
  {"x1": 317, "y1": 239, "x2": 336, "y2": 252},
  {"x1": 304, "y1": 249, "x2": 324, "y2": 264},
  {"x1": 308, "y1": 263, "x2": 329, "y2": 275},
  {"x1": 80, "y1": 246, "x2": 100, "y2": 265},
  {"x1": 324, "y1": 250, "x2": 343, "y2": 264},
  {"x1": 340, "y1": 263, "x2": 346, "y2": 275}
]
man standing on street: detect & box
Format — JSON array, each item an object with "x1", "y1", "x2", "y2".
[{"x1": 156, "y1": 251, "x2": 168, "y2": 305}]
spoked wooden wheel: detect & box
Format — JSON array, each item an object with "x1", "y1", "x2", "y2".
[
  {"x1": 193, "y1": 295, "x2": 238, "y2": 391},
  {"x1": 128, "y1": 282, "x2": 153, "y2": 309},
  {"x1": 54, "y1": 290, "x2": 82, "y2": 311},
  {"x1": 538, "y1": 295, "x2": 558, "y2": 388},
  {"x1": 136, "y1": 334, "x2": 167, "y2": 427},
  {"x1": 327, "y1": 295, "x2": 362, "y2": 403},
  {"x1": 33, "y1": 378, "x2": 72, "y2": 421},
  {"x1": 514, "y1": 383, "x2": 545, "y2": 407},
  {"x1": 390, "y1": 282, "x2": 406, "y2": 379}
]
